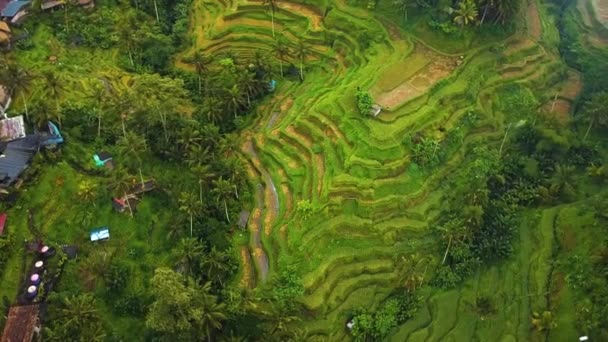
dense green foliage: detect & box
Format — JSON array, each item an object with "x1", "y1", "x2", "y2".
[{"x1": 0, "y1": 0, "x2": 607, "y2": 340}]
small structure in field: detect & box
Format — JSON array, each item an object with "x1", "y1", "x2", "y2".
[
  {"x1": 90, "y1": 227, "x2": 109, "y2": 242},
  {"x1": 238, "y1": 210, "x2": 250, "y2": 229},
  {"x1": 370, "y1": 104, "x2": 382, "y2": 117},
  {"x1": 1, "y1": 304, "x2": 41, "y2": 342},
  {"x1": 112, "y1": 195, "x2": 139, "y2": 213},
  {"x1": 93, "y1": 151, "x2": 113, "y2": 170}
]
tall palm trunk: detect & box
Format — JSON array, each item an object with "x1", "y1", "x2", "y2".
[
  {"x1": 480, "y1": 5, "x2": 488, "y2": 25},
  {"x1": 224, "y1": 199, "x2": 230, "y2": 222},
  {"x1": 97, "y1": 111, "x2": 102, "y2": 137},
  {"x1": 199, "y1": 180, "x2": 203, "y2": 204},
  {"x1": 190, "y1": 213, "x2": 193, "y2": 237},
  {"x1": 441, "y1": 235, "x2": 452, "y2": 265},
  {"x1": 583, "y1": 119, "x2": 594, "y2": 141},
  {"x1": 121, "y1": 116, "x2": 127, "y2": 138},
  {"x1": 153, "y1": 0, "x2": 160, "y2": 22},
  {"x1": 300, "y1": 58, "x2": 304, "y2": 81},
  {"x1": 279, "y1": 61, "x2": 283, "y2": 78},
  {"x1": 271, "y1": 11, "x2": 275, "y2": 38},
  {"x1": 22, "y1": 94, "x2": 29, "y2": 120}
]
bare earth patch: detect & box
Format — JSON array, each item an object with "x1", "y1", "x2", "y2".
[
  {"x1": 560, "y1": 71, "x2": 582, "y2": 100},
  {"x1": 542, "y1": 99, "x2": 572, "y2": 125},
  {"x1": 527, "y1": 0, "x2": 542, "y2": 40},
  {"x1": 240, "y1": 246, "x2": 255, "y2": 288},
  {"x1": 375, "y1": 44, "x2": 457, "y2": 109},
  {"x1": 593, "y1": 0, "x2": 608, "y2": 27}
]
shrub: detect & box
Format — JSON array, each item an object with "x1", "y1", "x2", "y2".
[{"x1": 355, "y1": 90, "x2": 374, "y2": 116}]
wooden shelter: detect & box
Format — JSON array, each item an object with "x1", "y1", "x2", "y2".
[{"x1": 1, "y1": 304, "x2": 40, "y2": 342}]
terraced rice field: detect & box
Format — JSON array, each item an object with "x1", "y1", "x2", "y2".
[{"x1": 179, "y1": 0, "x2": 581, "y2": 339}]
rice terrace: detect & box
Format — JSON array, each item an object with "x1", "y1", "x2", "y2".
[{"x1": 0, "y1": 0, "x2": 607, "y2": 340}]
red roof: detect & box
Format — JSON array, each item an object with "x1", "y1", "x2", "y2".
[{"x1": 0, "y1": 213, "x2": 7, "y2": 235}]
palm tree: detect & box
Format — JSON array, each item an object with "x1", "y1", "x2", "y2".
[
  {"x1": 198, "y1": 284, "x2": 227, "y2": 342},
  {"x1": 494, "y1": 0, "x2": 519, "y2": 24},
  {"x1": 179, "y1": 192, "x2": 202, "y2": 236},
  {"x1": 56, "y1": 294, "x2": 100, "y2": 332},
  {"x1": 201, "y1": 247, "x2": 231, "y2": 286},
  {"x1": 263, "y1": 0, "x2": 279, "y2": 38},
  {"x1": 438, "y1": 217, "x2": 468, "y2": 265},
  {"x1": 2, "y1": 64, "x2": 32, "y2": 119},
  {"x1": 42, "y1": 71, "x2": 65, "y2": 125},
  {"x1": 190, "y1": 51, "x2": 213, "y2": 93},
  {"x1": 212, "y1": 177, "x2": 234, "y2": 222},
  {"x1": 237, "y1": 70, "x2": 258, "y2": 106},
  {"x1": 191, "y1": 164, "x2": 216, "y2": 204},
  {"x1": 549, "y1": 164, "x2": 576, "y2": 199},
  {"x1": 226, "y1": 84, "x2": 245, "y2": 119},
  {"x1": 186, "y1": 144, "x2": 212, "y2": 168},
  {"x1": 294, "y1": 40, "x2": 310, "y2": 81},
  {"x1": 202, "y1": 97, "x2": 225, "y2": 125},
  {"x1": 174, "y1": 237, "x2": 204, "y2": 275},
  {"x1": 273, "y1": 38, "x2": 291, "y2": 78},
  {"x1": 110, "y1": 167, "x2": 134, "y2": 197},
  {"x1": 397, "y1": 253, "x2": 428, "y2": 292},
  {"x1": 117, "y1": 132, "x2": 147, "y2": 166},
  {"x1": 393, "y1": 0, "x2": 416, "y2": 22},
  {"x1": 78, "y1": 180, "x2": 98, "y2": 203},
  {"x1": 478, "y1": 0, "x2": 494, "y2": 25},
  {"x1": 178, "y1": 124, "x2": 202, "y2": 155},
  {"x1": 580, "y1": 91, "x2": 608, "y2": 141},
  {"x1": 86, "y1": 82, "x2": 108, "y2": 137},
  {"x1": 452, "y1": 0, "x2": 478, "y2": 26}
]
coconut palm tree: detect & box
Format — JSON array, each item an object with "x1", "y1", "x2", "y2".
[
  {"x1": 494, "y1": 0, "x2": 519, "y2": 24},
  {"x1": 580, "y1": 91, "x2": 608, "y2": 141},
  {"x1": 212, "y1": 177, "x2": 234, "y2": 222},
  {"x1": 226, "y1": 84, "x2": 246, "y2": 119},
  {"x1": 117, "y1": 132, "x2": 147, "y2": 167},
  {"x1": 174, "y1": 237, "x2": 204, "y2": 276},
  {"x1": 198, "y1": 284, "x2": 227, "y2": 342},
  {"x1": 393, "y1": 0, "x2": 416, "y2": 22},
  {"x1": 549, "y1": 164, "x2": 576, "y2": 199},
  {"x1": 273, "y1": 38, "x2": 291, "y2": 78},
  {"x1": 2, "y1": 64, "x2": 32, "y2": 119},
  {"x1": 78, "y1": 180, "x2": 98, "y2": 203},
  {"x1": 237, "y1": 70, "x2": 258, "y2": 106},
  {"x1": 42, "y1": 71, "x2": 65, "y2": 125},
  {"x1": 191, "y1": 164, "x2": 216, "y2": 204},
  {"x1": 201, "y1": 247, "x2": 232, "y2": 286},
  {"x1": 190, "y1": 51, "x2": 213, "y2": 93},
  {"x1": 179, "y1": 192, "x2": 202, "y2": 237},
  {"x1": 294, "y1": 40, "x2": 310, "y2": 81},
  {"x1": 478, "y1": 0, "x2": 494, "y2": 25},
  {"x1": 87, "y1": 82, "x2": 108, "y2": 137},
  {"x1": 263, "y1": 0, "x2": 279, "y2": 38},
  {"x1": 55, "y1": 294, "x2": 101, "y2": 334},
  {"x1": 438, "y1": 217, "x2": 468, "y2": 265},
  {"x1": 452, "y1": 0, "x2": 478, "y2": 26},
  {"x1": 178, "y1": 124, "x2": 202, "y2": 156}
]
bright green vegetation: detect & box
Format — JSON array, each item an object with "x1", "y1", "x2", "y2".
[{"x1": 0, "y1": 0, "x2": 607, "y2": 341}]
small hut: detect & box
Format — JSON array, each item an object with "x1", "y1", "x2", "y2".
[
  {"x1": 0, "y1": 1, "x2": 31, "y2": 25},
  {"x1": 93, "y1": 151, "x2": 113, "y2": 170}
]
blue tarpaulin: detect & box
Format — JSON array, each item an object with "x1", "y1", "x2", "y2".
[{"x1": 1, "y1": 1, "x2": 30, "y2": 18}]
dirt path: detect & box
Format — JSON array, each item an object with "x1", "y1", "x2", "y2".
[
  {"x1": 527, "y1": 0, "x2": 542, "y2": 40},
  {"x1": 242, "y1": 139, "x2": 281, "y2": 281}
]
